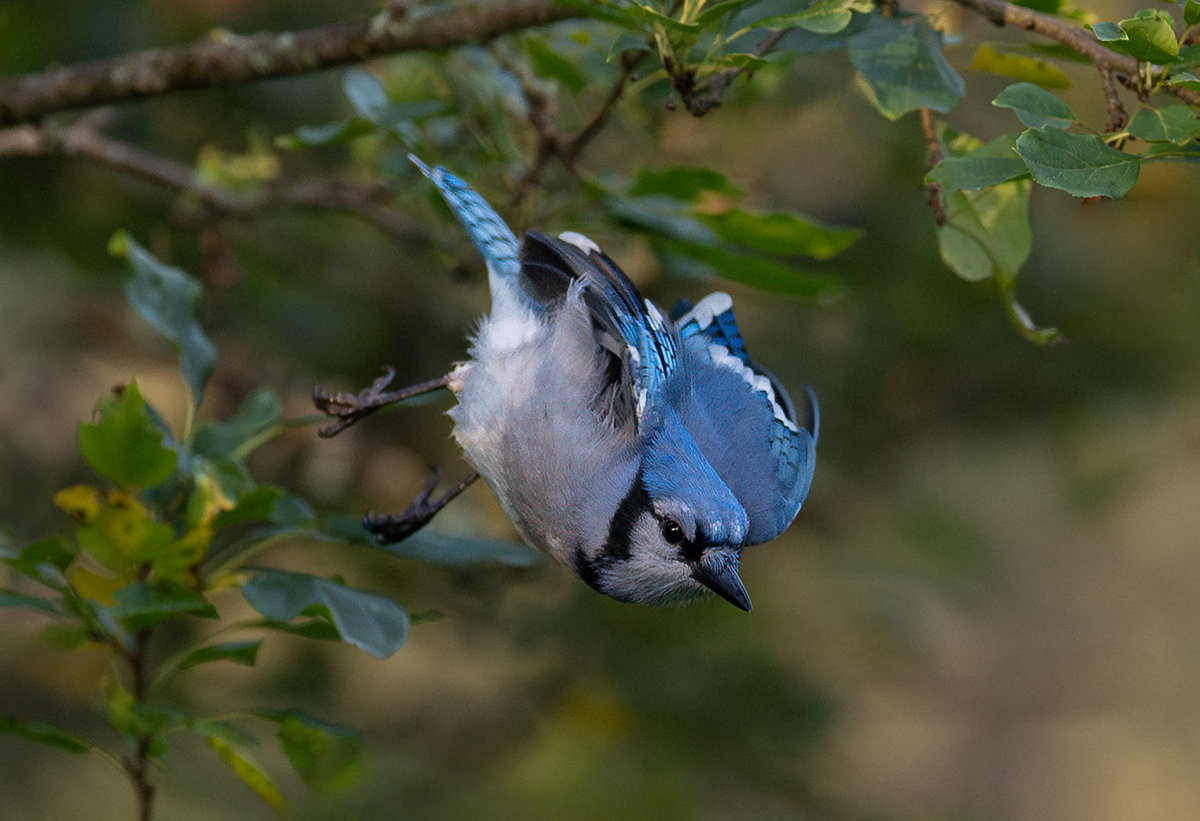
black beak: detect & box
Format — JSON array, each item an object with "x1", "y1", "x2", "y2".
[{"x1": 693, "y1": 549, "x2": 752, "y2": 612}]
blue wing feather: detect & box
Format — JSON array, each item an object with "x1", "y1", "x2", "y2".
[
  {"x1": 675, "y1": 293, "x2": 818, "y2": 545},
  {"x1": 410, "y1": 154, "x2": 521, "y2": 282},
  {"x1": 520, "y1": 231, "x2": 678, "y2": 432}
]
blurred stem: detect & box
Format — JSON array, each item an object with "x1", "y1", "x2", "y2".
[{"x1": 124, "y1": 628, "x2": 157, "y2": 821}]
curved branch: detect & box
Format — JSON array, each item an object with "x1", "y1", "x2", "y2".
[
  {"x1": 0, "y1": 0, "x2": 582, "y2": 126},
  {"x1": 950, "y1": 0, "x2": 1200, "y2": 107}
]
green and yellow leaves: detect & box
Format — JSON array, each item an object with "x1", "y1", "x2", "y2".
[{"x1": 1091, "y1": 10, "x2": 1178, "y2": 64}]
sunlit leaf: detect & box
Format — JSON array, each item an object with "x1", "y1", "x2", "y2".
[
  {"x1": 971, "y1": 44, "x2": 1071, "y2": 88},
  {"x1": 0, "y1": 716, "x2": 91, "y2": 754},
  {"x1": 207, "y1": 736, "x2": 287, "y2": 814},
  {"x1": 848, "y1": 15, "x2": 965, "y2": 120},
  {"x1": 68, "y1": 567, "x2": 123, "y2": 605},
  {"x1": 1015, "y1": 127, "x2": 1140, "y2": 198},
  {"x1": 240, "y1": 570, "x2": 409, "y2": 659},
  {"x1": 937, "y1": 179, "x2": 1033, "y2": 286},
  {"x1": 1128, "y1": 105, "x2": 1200, "y2": 144},
  {"x1": 1115, "y1": 12, "x2": 1179, "y2": 64},
  {"x1": 757, "y1": 0, "x2": 872, "y2": 34},
  {"x1": 75, "y1": 494, "x2": 174, "y2": 573},
  {"x1": 928, "y1": 133, "x2": 1030, "y2": 190},
  {"x1": 178, "y1": 640, "x2": 262, "y2": 670},
  {"x1": 992, "y1": 82, "x2": 1076, "y2": 128},
  {"x1": 78, "y1": 381, "x2": 178, "y2": 489},
  {"x1": 1088, "y1": 21, "x2": 1128, "y2": 42}
]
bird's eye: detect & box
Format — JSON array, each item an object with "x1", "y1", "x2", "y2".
[{"x1": 661, "y1": 519, "x2": 685, "y2": 544}]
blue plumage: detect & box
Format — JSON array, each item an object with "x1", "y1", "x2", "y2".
[{"x1": 411, "y1": 157, "x2": 818, "y2": 611}]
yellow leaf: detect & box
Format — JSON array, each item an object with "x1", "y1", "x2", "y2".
[
  {"x1": 971, "y1": 44, "x2": 1071, "y2": 89},
  {"x1": 54, "y1": 485, "x2": 104, "y2": 523},
  {"x1": 69, "y1": 567, "x2": 124, "y2": 605}
]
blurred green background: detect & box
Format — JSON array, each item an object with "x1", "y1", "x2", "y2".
[{"x1": 3, "y1": 0, "x2": 1200, "y2": 819}]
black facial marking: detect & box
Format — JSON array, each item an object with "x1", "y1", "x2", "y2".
[{"x1": 604, "y1": 468, "x2": 651, "y2": 561}]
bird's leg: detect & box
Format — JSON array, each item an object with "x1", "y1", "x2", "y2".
[
  {"x1": 313, "y1": 368, "x2": 450, "y2": 438},
  {"x1": 363, "y1": 467, "x2": 480, "y2": 544}
]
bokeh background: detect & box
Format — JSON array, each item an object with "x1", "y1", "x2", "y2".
[{"x1": 3, "y1": 0, "x2": 1200, "y2": 819}]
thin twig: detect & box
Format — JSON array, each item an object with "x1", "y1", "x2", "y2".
[
  {"x1": 511, "y1": 50, "x2": 645, "y2": 202},
  {"x1": 919, "y1": 107, "x2": 946, "y2": 227},
  {"x1": 1100, "y1": 66, "x2": 1128, "y2": 135},
  {"x1": 0, "y1": 0, "x2": 582, "y2": 125},
  {"x1": 680, "y1": 27, "x2": 792, "y2": 117},
  {"x1": 0, "y1": 117, "x2": 426, "y2": 243}
]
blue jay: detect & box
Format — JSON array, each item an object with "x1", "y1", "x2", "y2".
[{"x1": 320, "y1": 157, "x2": 818, "y2": 611}]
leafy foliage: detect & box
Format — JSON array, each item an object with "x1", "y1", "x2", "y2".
[{"x1": 0, "y1": 238, "x2": 533, "y2": 818}]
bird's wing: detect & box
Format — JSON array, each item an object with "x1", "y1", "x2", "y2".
[
  {"x1": 675, "y1": 293, "x2": 818, "y2": 545},
  {"x1": 520, "y1": 230, "x2": 679, "y2": 433}
]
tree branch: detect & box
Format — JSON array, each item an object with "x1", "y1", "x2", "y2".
[
  {"x1": 0, "y1": 113, "x2": 427, "y2": 244},
  {"x1": 679, "y1": 27, "x2": 792, "y2": 117},
  {"x1": 0, "y1": 0, "x2": 582, "y2": 126},
  {"x1": 949, "y1": 0, "x2": 1200, "y2": 108}
]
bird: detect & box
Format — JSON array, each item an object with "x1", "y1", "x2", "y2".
[{"x1": 372, "y1": 156, "x2": 817, "y2": 611}]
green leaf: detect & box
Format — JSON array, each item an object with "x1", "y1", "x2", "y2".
[
  {"x1": 697, "y1": 209, "x2": 863, "y2": 259},
  {"x1": 992, "y1": 82, "x2": 1076, "y2": 128},
  {"x1": 1187, "y1": 0, "x2": 1200, "y2": 27},
  {"x1": 178, "y1": 640, "x2": 262, "y2": 671},
  {"x1": 928, "y1": 133, "x2": 1030, "y2": 190},
  {"x1": 2, "y1": 536, "x2": 75, "y2": 585},
  {"x1": 255, "y1": 618, "x2": 342, "y2": 642},
  {"x1": 78, "y1": 380, "x2": 178, "y2": 488},
  {"x1": 1116, "y1": 12, "x2": 1179, "y2": 64},
  {"x1": 0, "y1": 716, "x2": 91, "y2": 754},
  {"x1": 240, "y1": 570, "x2": 409, "y2": 659},
  {"x1": 557, "y1": 0, "x2": 643, "y2": 29},
  {"x1": 1014, "y1": 127, "x2": 1140, "y2": 198},
  {"x1": 0, "y1": 588, "x2": 58, "y2": 614},
  {"x1": 629, "y1": 166, "x2": 743, "y2": 201},
  {"x1": 260, "y1": 710, "x2": 363, "y2": 794},
  {"x1": 208, "y1": 736, "x2": 287, "y2": 814},
  {"x1": 373, "y1": 528, "x2": 543, "y2": 568},
  {"x1": 937, "y1": 179, "x2": 1033, "y2": 286},
  {"x1": 1012, "y1": 0, "x2": 1061, "y2": 13},
  {"x1": 757, "y1": 0, "x2": 871, "y2": 34},
  {"x1": 848, "y1": 15, "x2": 965, "y2": 120},
  {"x1": 1089, "y1": 21, "x2": 1128, "y2": 42},
  {"x1": 342, "y1": 67, "x2": 388, "y2": 119},
  {"x1": 655, "y1": 238, "x2": 839, "y2": 296},
  {"x1": 525, "y1": 37, "x2": 587, "y2": 94},
  {"x1": 110, "y1": 233, "x2": 216, "y2": 411},
  {"x1": 1169, "y1": 70, "x2": 1200, "y2": 90},
  {"x1": 1128, "y1": 105, "x2": 1200, "y2": 144},
  {"x1": 971, "y1": 44, "x2": 1072, "y2": 88},
  {"x1": 607, "y1": 32, "x2": 654, "y2": 62},
  {"x1": 1142, "y1": 140, "x2": 1200, "y2": 161},
  {"x1": 281, "y1": 117, "x2": 377, "y2": 148},
  {"x1": 623, "y1": 3, "x2": 701, "y2": 34},
  {"x1": 110, "y1": 582, "x2": 219, "y2": 631},
  {"x1": 191, "y1": 389, "x2": 281, "y2": 459}
]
